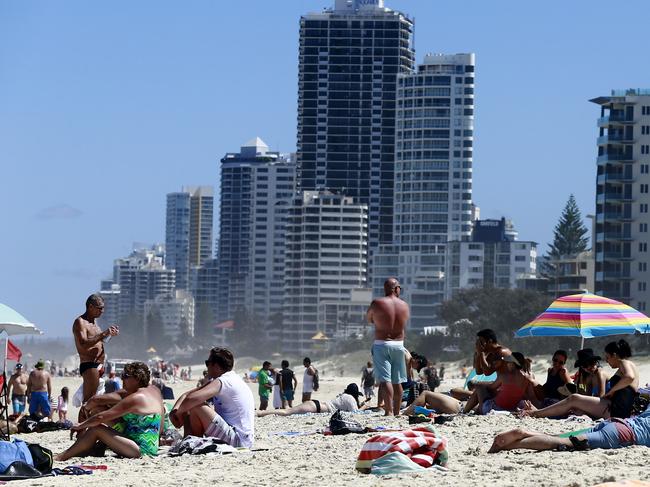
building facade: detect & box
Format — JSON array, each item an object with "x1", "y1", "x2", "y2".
[
  {"x1": 371, "y1": 52, "x2": 475, "y2": 331},
  {"x1": 445, "y1": 219, "x2": 537, "y2": 297},
  {"x1": 297, "y1": 0, "x2": 415, "y2": 250},
  {"x1": 165, "y1": 186, "x2": 213, "y2": 290},
  {"x1": 284, "y1": 191, "x2": 368, "y2": 353},
  {"x1": 144, "y1": 289, "x2": 195, "y2": 342},
  {"x1": 112, "y1": 245, "x2": 176, "y2": 318},
  {"x1": 591, "y1": 89, "x2": 650, "y2": 311},
  {"x1": 217, "y1": 138, "x2": 296, "y2": 322}
]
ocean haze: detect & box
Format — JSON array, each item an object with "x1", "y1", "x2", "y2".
[{"x1": 1, "y1": 0, "x2": 648, "y2": 336}]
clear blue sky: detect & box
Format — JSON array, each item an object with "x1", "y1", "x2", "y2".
[{"x1": 1, "y1": 1, "x2": 648, "y2": 336}]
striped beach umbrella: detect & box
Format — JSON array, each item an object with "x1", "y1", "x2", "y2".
[{"x1": 515, "y1": 293, "x2": 650, "y2": 347}]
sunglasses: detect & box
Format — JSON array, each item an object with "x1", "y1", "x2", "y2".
[
  {"x1": 121, "y1": 373, "x2": 130, "y2": 380},
  {"x1": 205, "y1": 360, "x2": 215, "y2": 367},
  {"x1": 552, "y1": 358, "x2": 565, "y2": 365}
]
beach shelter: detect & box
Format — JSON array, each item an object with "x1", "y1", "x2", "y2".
[
  {"x1": 515, "y1": 293, "x2": 650, "y2": 348},
  {"x1": 0, "y1": 303, "x2": 43, "y2": 439}
]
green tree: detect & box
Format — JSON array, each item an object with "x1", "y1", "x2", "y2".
[
  {"x1": 438, "y1": 287, "x2": 552, "y2": 356},
  {"x1": 542, "y1": 194, "x2": 589, "y2": 277}
]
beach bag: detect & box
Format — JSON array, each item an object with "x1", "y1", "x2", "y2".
[
  {"x1": 26, "y1": 444, "x2": 52, "y2": 473},
  {"x1": 312, "y1": 369, "x2": 319, "y2": 392},
  {"x1": 329, "y1": 410, "x2": 366, "y2": 435}
]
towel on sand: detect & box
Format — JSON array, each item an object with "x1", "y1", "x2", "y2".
[{"x1": 355, "y1": 425, "x2": 448, "y2": 475}]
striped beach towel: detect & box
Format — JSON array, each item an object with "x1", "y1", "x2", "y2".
[{"x1": 355, "y1": 425, "x2": 448, "y2": 474}]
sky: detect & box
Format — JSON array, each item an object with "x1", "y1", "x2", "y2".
[{"x1": 1, "y1": 0, "x2": 649, "y2": 337}]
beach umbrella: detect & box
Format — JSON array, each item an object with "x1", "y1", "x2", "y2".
[
  {"x1": 0, "y1": 304, "x2": 43, "y2": 338},
  {"x1": 515, "y1": 293, "x2": 650, "y2": 348}
]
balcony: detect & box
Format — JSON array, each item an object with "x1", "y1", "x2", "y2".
[
  {"x1": 597, "y1": 153, "x2": 634, "y2": 164},
  {"x1": 596, "y1": 192, "x2": 633, "y2": 203},
  {"x1": 597, "y1": 173, "x2": 634, "y2": 184},
  {"x1": 596, "y1": 212, "x2": 633, "y2": 222},
  {"x1": 598, "y1": 115, "x2": 635, "y2": 127},
  {"x1": 596, "y1": 271, "x2": 633, "y2": 281},
  {"x1": 597, "y1": 134, "x2": 634, "y2": 145},
  {"x1": 596, "y1": 251, "x2": 633, "y2": 261}
]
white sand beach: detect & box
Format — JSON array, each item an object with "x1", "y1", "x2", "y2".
[{"x1": 10, "y1": 357, "x2": 650, "y2": 487}]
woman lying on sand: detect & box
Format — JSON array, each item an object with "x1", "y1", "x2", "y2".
[
  {"x1": 520, "y1": 340, "x2": 639, "y2": 420},
  {"x1": 257, "y1": 383, "x2": 368, "y2": 417},
  {"x1": 55, "y1": 362, "x2": 164, "y2": 461},
  {"x1": 489, "y1": 403, "x2": 650, "y2": 453}
]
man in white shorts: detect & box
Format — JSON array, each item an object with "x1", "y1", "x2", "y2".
[
  {"x1": 170, "y1": 347, "x2": 254, "y2": 447},
  {"x1": 302, "y1": 357, "x2": 316, "y2": 403}
]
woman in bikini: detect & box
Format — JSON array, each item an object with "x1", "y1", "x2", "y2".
[
  {"x1": 56, "y1": 362, "x2": 164, "y2": 460},
  {"x1": 520, "y1": 340, "x2": 639, "y2": 420},
  {"x1": 572, "y1": 348, "x2": 608, "y2": 397}
]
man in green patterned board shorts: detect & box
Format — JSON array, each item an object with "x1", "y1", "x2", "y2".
[
  {"x1": 367, "y1": 278, "x2": 410, "y2": 417},
  {"x1": 258, "y1": 361, "x2": 273, "y2": 410}
]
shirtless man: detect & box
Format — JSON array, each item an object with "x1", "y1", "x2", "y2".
[
  {"x1": 73, "y1": 294, "x2": 119, "y2": 417},
  {"x1": 8, "y1": 363, "x2": 29, "y2": 415},
  {"x1": 26, "y1": 361, "x2": 52, "y2": 417},
  {"x1": 366, "y1": 277, "x2": 410, "y2": 416}
]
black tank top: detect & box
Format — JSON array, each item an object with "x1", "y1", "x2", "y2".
[
  {"x1": 609, "y1": 374, "x2": 637, "y2": 418},
  {"x1": 543, "y1": 369, "x2": 565, "y2": 400}
]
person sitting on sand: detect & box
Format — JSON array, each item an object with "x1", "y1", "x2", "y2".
[
  {"x1": 170, "y1": 347, "x2": 255, "y2": 448},
  {"x1": 56, "y1": 362, "x2": 164, "y2": 461},
  {"x1": 257, "y1": 383, "x2": 368, "y2": 417},
  {"x1": 464, "y1": 352, "x2": 537, "y2": 415},
  {"x1": 489, "y1": 403, "x2": 650, "y2": 453},
  {"x1": 534, "y1": 350, "x2": 573, "y2": 404},
  {"x1": 572, "y1": 348, "x2": 608, "y2": 397},
  {"x1": 520, "y1": 340, "x2": 639, "y2": 420}
]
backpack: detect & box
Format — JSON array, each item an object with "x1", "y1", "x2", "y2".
[
  {"x1": 312, "y1": 368, "x2": 319, "y2": 392},
  {"x1": 329, "y1": 410, "x2": 366, "y2": 435}
]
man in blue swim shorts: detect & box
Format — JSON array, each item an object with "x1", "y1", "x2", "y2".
[
  {"x1": 27, "y1": 360, "x2": 52, "y2": 418},
  {"x1": 367, "y1": 278, "x2": 410, "y2": 417}
]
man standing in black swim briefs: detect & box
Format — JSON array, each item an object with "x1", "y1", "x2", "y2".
[{"x1": 73, "y1": 294, "x2": 119, "y2": 419}]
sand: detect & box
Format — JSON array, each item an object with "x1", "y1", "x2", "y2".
[{"x1": 10, "y1": 360, "x2": 650, "y2": 487}]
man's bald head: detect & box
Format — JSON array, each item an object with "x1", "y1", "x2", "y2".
[{"x1": 384, "y1": 278, "x2": 401, "y2": 297}]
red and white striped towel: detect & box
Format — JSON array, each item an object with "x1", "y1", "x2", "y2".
[{"x1": 356, "y1": 426, "x2": 448, "y2": 473}]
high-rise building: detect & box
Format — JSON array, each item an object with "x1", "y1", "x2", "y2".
[
  {"x1": 371, "y1": 53, "x2": 475, "y2": 330},
  {"x1": 217, "y1": 138, "x2": 296, "y2": 322},
  {"x1": 165, "y1": 186, "x2": 214, "y2": 290},
  {"x1": 591, "y1": 89, "x2": 650, "y2": 311},
  {"x1": 112, "y1": 245, "x2": 176, "y2": 318},
  {"x1": 297, "y1": 0, "x2": 415, "y2": 250},
  {"x1": 284, "y1": 191, "x2": 368, "y2": 353}
]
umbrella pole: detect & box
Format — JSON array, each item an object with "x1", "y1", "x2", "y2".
[
  {"x1": 580, "y1": 336, "x2": 585, "y2": 350},
  {"x1": 3, "y1": 337, "x2": 8, "y2": 440}
]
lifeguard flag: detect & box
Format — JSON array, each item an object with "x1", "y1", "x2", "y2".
[{"x1": 6, "y1": 340, "x2": 22, "y2": 362}]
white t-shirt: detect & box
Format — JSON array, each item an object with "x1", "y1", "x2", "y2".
[
  {"x1": 303, "y1": 368, "x2": 314, "y2": 393},
  {"x1": 326, "y1": 393, "x2": 358, "y2": 412},
  {"x1": 213, "y1": 371, "x2": 255, "y2": 447}
]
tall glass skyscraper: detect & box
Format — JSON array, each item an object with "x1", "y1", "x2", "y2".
[
  {"x1": 165, "y1": 186, "x2": 213, "y2": 290},
  {"x1": 297, "y1": 0, "x2": 415, "y2": 250}
]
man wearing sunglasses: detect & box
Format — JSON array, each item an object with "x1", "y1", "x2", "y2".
[
  {"x1": 169, "y1": 347, "x2": 254, "y2": 448},
  {"x1": 73, "y1": 294, "x2": 119, "y2": 419}
]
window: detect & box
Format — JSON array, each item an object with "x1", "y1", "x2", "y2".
[
  {"x1": 642, "y1": 184, "x2": 649, "y2": 194},
  {"x1": 641, "y1": 204, "x2": 649, "y2": 213},
  {"x1": 640, "y1": 242, "x2": 648, "y2": 252},
  {"x1": 638, "y1": 262, "x2": 647, "y2": 272},
  {"x1": 642, "y1": 164, "x2": 650, "y2": 174},
  {"x1": 640, "y1": 223, "x2": 648, "y2": 233},
  {"x1": 638, "y1": 282, "x2": 647, "y2": 292}
]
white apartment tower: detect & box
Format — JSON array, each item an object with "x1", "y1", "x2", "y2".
[
  {"x1": 217, "y1": 138, "x2": 296, "y2": 322},
  {"x1": 592, "y1": 89, "x2": 650, "y2": 311},
  {"x1": 372, "y1": 53, "x2": 475, "y2": 330},
  {"x1": 284, "y1": 191, "x2": 368, "y2": 353}
]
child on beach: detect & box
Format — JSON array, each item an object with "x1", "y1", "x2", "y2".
[{"x1": 58, "y1": 387, "x2": 69, "y2": 422}]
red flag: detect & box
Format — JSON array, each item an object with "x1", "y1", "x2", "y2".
[{"x1": 6, "y1": 340, "x2": 22, "y2": 362}]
